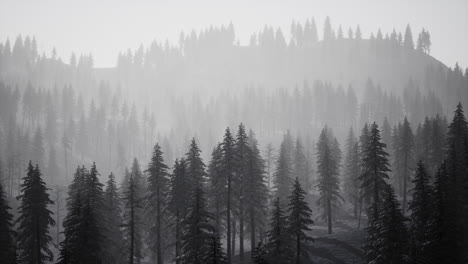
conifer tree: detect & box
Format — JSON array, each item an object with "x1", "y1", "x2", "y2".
[
  {"x1": 245, "y1": 130, "x2": 268, "y2": 258},
  {"x1": 364, "y1": 185, "x2": 408, "y2": 264},
  {"x1": 265, "y1": 198, "x2": 293, "y2": 264},
  {"x1": 145, "y1": 143, "x2": 170, "y2": 264},
  {"x1": 408, "y1": 161, "x2": 433, "y2": 262},
  {"x1": 343, "y1": 128, "x2": 360, "y2": 219},
  {"x1": 179, "y1": 186, "x2": 214, "y2": 264},
  {"x1": 398, "y1": 117, "x2": 414, "y2": 213},
  {"x1": 221, "y1": 127, "x2": 235, "y2": 263},
  {"x1": 169, "y1": 158, "x2": 190, "y2": 264},
  {"x1": 205, "y1": 232, "x2": 227, "y2": 264},
  {"x1": 0, "y1": 181, "x2": 16, "y2": 263},
  {"x1": 186, "y1": 138, "x2": 206, "y2": 189},
  {"x1": 274, "y1": 134, "x2": 293, "y2": 201},
  {"x1": 58, "y1": 166, "x2": 86, "y2": 263},
  {"x1": 316, "y1": 127, "x2": 342, "y2": 234},
  {"x1": 104, "y1": 172, "x2": 124, "y2": 264},
  {"x1": 360, "y1": 122, "x2": 390, "y2": 219},
  {"x1": 122, "y1": 172, "x2": 144, "y2": 264},
  {"x1": 16, "y1": 162, "x2": 55, "y2": 263},
  {"x1": 251, "y1": 243, "x2": 269, "y2": 264},
  {"x1": 207, "y1": 145, "x2": 225, "y2": 233},
  {"x1": 287, "y1": 178, "x2": 313, "y2": 264},
  {"x1": 292, "y1": 138, "x2": 308, "y2": 193}
]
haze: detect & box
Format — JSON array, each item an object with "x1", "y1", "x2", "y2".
[{"x1": 1, "y1": 0, "x2": 467, "y2": 68}]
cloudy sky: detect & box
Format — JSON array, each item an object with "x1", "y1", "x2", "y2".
[{"x1": 1, "y1": 0, "x2": 467, "y2": 68}]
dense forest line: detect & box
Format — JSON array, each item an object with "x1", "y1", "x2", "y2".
[
  {"x1": 1, "y1": 104, "x2": 467, "y2": 263},
  {"x1": 0, "y1": 16, "x2": 468, "y2": 264}
]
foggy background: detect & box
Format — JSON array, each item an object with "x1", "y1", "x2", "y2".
[{"x1": 1, "y1": 0, "x2": 467, "y2": 68}]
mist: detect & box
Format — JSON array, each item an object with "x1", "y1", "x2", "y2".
[{"x1": 0, "y1": 1, "x2": 467, "y2": 264}]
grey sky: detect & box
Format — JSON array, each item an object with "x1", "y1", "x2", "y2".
[{"x1": 1, "y1": 0, "x2": 467, "y2": 68}]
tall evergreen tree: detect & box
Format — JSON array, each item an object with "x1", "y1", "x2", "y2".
[
  {"x1": 145, "y1": 144, "x2": 170, "y2": 264},
  {"x1": 221, "y1": 128, "x2": 235, "y2": 263},
  {"x1": 265, "y1": 198, "x2": 293, "y2": 264},
  {"x1": 360, "y1": 122, "x2": 390, "y2": 219},
  {"x1": 245, "y1": 130, "x2": 268, "y2": 259},
  {"x1": 122, "y1": 172, "x2": 144, "y2": 264},
  {"x1": 274, "y1": 134, "x2": 293, "y2": 202},
  {"x1": 292, "y1": 138, "x2": 308, "y2": 193},
  {"x1": 207, "y1": 145, "x2": 225, "y2": 233},
  {"x1": 168, "y1": 158, "x2": 190, "y2": 264},
  {"x1": 16, "y1": 162, "x2": 55, "y2": 263},
  {"x1": 185, "y1": 138, "x2": 206, "y2": 189},
  {"x1": 0, "y1": 181, "x2": 16, "y2": 263},
  {"x1": 179, "y1": 186, "x2": 214, "y2": 264},
  {"x1": 316, "y1": 127, "x2": 342, "y2": 234},
  {"x1": 408, "y1": 161, "x2": 432, "y2": 262},
  {"x1": 364, "y1": 185, "x2": 408, "y2": 264},
  {"x1": 287, "y1": 178, "x2": 313, "y2": 264},
  {"x1": 58, "y1": 166, "x2": 86, "y2": 263},
  {"x1": 104, "y1": 172, "x2": 124, "y2": 264},
  {"x1": 398, "y1": 117, "x2": 414, "y2": 213},
  {"x1": 343, "y1": 128, "x2": 361, "y2": 219}
]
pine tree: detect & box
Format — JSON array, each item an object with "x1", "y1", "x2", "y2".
[
  {"x1": 398, "y1": 117, "x2": 414, "y2": 214},
  {"x1": 316, "y1": 127, "x2": 342, "y2": 234},
  {"x1": 360, "y1": 122, "x2": 390, "y2": 219},
  {"x1": 186, "y1": 138, "x2": 206, "y2": 189},
  {"x1": 234, "y1": 124, "x2": 249, "y2": 263},
  {"x1": 169, "y1": 158, "x2": 190, "y2": 264},
  {"x1": 220, "y1": 128, "x2": 235, "y2": 263},
  {"x1": 0, "y1": 181, "x2": 16, "y2": 263},
  {"x1": 205, "y1": 232, "x2": 227, "y2": 264},
  {"x1": 265, "y1": 198, "x2": 293, "y2": 264},
  {"x1": 287, "y1": 178, "x2": 313, "y2": 264},
  {"x1": 207, "y1": 145, "x2": 225, "y2": 233},
  {"x1": 292, "y1": 138, "x2": 309, "y2": 193},
  {"x1": 58, "y1": 166, "x2": 86, "y2": 263},
  {"x1": 343, "y1": 128, "x2": 360, "y2": 219},
  {"x1": 408, "y1": 161, "x2": 433, "y2": 262},
  {"x1": 404, "y1": 24, "x2": 414, "y2": 50},
  {"x1": 445, "y1": 103, "x2": 468, "y2": 262},
  {"x1": 364, "y1": 185, "x2": 408, "y2": 264},
  {"x1": 179, "y1": 186, "x2": 214, "y2": 264},
  {"x1": 122, "y1": 172, "x2": 144, "y2": 264},
  {"x1": 81, "y1": 163, "x2": 107, "y2": 263},
  {"x1": 145, "y1": 143, "x2": 170, "y2": 264},
  {"x1": 251, "y1": 243, "x2": 269, "y2": 264},
  {"x1": 274, "y1": 134, "x2": 293, "y2": 201},
  {"x1": 104, "y1": 172, "x2": 124, "y2": 264},
  {"x1": 16, "y1": 162, "x2": 55, "y2": 263},
  {"x1": 245, "y1": 130, "x2": 268, "y2": 259}
]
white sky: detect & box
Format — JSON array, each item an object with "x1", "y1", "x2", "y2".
[{"x1": 1, "y1": 0, "x2": 467, "y2": 68}]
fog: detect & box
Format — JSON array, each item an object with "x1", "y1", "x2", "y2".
[{"x1": 0, "y1": 1, "x2": 467, "y2": 264}]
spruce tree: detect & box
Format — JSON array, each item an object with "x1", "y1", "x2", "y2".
[
  {"x1": 274, "y1": 134, "x2": 293, "y2": 201},
  {"x1": 207, "y1": 145, "x2": 225, "y2": 233},
  {"x1": 221, "y1": 127, "x2": 235, "y2": 263},
  {"x1": 251, "y1": 243, "x2": 269, "y2": 264},
  {"x1": 145, "y1": 143, "x2": 170, "y2": 264},
  {"x1": 186, "y1": 138, "x2": 206, "y2": 189},
  {"x1": 104, "y1": 172, "x2": 124, "y2": 264},
  {"x1": 360, "y1": 122, "x2": 390, "y2": 219},
  {"x1": 265, "y1": 198, "x2": 293, "y2": 264},
  {"x1": 316, "y1": 127, "x2": 342, "y2": 234},
  {"x1": 364, "y1": 185, "x2": 408, "y2": 264},
  {"x1": 122, "y1": 172, "x2": 144, "y2": 264},
  {"x1": 343, "y1": 128, "x2": 361, "y2": 219},
  {"x1": 245, "y1": 130, "x2": 268, "y2": 258},
  {"x1": 169, "y1": 158, "x2": 190, "y2": 264},
  {"x1": 287, "y1": 178, "x2": 313, "y2": 264},
  {"x1": 408, "y1": 161, "x2": 432, "y2": 261},
  {"x1": 179, "y1": 186, "x2": 214, "y2": 264},
  {"x1": 0, "y1": 181, "x2": 16, "y2": 263},
  {"x1": 58, "y1": 166, "x2": 86, "y2": 263},
  {"x1": 16, "y1": 162, "x2": 55, "y2": 263},
  {"x1": 205, "y1": 232, "x2": 227, "y2": 264}
]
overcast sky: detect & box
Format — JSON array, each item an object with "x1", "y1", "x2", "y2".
[{"x1": 1, "y1": 0, "x2": 467, "y2": 68}]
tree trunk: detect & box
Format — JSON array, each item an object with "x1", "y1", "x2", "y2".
[
  {"x1": 175, "y1": 211, "x2": 180, "y2": 264},
  {"x1": 232, "y1": 220, "x2": 237, "y2": 259},
  {"x1": 250, "y1": 206, "x2": 255, "y2": 260},
  {"x1": 227, "y1": 174, "x2": 232, "y2": 263},
  {"x1": 239, "y1": 205, "x2": 244, "y2": 264},
  {"x1": 157, "y1": 187, "x2": 163, "y2": 264},
  {"x1": 327, "y1": 198, "x2": 332, "y2": 234},
  {"x1": 296, "y1": 234, "x2": 301, "y2": 264}
]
